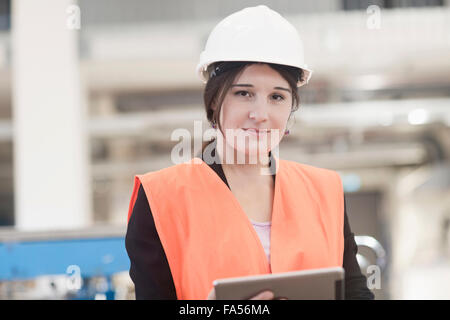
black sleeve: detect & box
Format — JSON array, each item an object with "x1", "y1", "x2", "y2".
[
  {"x1": 342, "y1": 196, "x2": 375, "y2": 300},
  {"x1": 125, "y1": 185, "x2": 177, "y2": 300}
]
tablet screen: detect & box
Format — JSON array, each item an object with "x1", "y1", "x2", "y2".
[{"x1": 213, "y1": 267, "x2": 345, "y2": 300}]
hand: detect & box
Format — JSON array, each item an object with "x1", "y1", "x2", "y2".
[
  {"x1": 207, "y1": 288, "x2": 286, "y2": 300},
  {"x1": 248, "y1": 290, "x2": 275, "y2": 300}
]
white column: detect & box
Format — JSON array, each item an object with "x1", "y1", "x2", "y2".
[{"x1": 11, "y1": 0, "x2": 91, "y2": 230}]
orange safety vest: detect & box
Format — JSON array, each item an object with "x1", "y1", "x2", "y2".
[{"x1": 127, "y1": 156, "x2": 345, "y2": 300}]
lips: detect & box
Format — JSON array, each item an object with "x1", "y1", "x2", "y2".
[{"x1": 242, "y1": 128, "x2": 269, "y2": 136}]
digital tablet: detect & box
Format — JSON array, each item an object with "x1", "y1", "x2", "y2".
[{"x1": 213, "y1": 267, "x2": 345, "y2": 300}]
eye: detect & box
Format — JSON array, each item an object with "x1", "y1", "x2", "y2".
[
  {"x1": 234, "y1": 90, "x2": 251, "y2": 98},
  {"x1": 272, "y1": 94, "x2": 285, "y2": 101}
]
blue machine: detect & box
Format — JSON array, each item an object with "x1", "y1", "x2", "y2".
[{"x1": 0, "y1": 226, "x2": 130, "y2": 299}]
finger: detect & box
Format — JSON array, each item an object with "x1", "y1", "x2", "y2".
[{"x1": 250, "y1": 290, "x2": 274, "y2": 300}]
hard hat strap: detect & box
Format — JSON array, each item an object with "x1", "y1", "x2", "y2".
[{"x1": 209, "y1": 61, "x2": 251, "y2": 80}]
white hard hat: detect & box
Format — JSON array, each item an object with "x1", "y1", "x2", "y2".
[{"x1": 196, "y1": 5, "x2": 312, "y2": 87}]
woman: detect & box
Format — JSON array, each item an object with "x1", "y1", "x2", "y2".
[{"x1": 125, "y1": 5, "x2": 374, "y2": 300}]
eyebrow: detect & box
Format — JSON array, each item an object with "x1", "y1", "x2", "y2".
[{"x1": 231, "y1": 84, "x2": 291, "y2": 93}]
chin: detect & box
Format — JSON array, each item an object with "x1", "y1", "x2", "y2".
[
  {"x1": 234, "y1": 143, "x2": 271, "y2": 158},
  {"x1": 222, "y1": 128, "x2": 281, "y2": 159}
]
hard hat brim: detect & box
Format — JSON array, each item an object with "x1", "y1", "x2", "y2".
[{"x1": 197, "y1": 61, "x2": 313, "y2": 87}]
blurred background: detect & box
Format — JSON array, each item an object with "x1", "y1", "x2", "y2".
[{"x1": 1, "y1": 0, "x2": 450, "y2": 300}]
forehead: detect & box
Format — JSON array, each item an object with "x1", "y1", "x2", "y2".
[{"x1": 234, "y1": 64, "x2": 289, "y2": 87}]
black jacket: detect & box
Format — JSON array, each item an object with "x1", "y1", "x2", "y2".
[{"x1": 125, "y1": 147, "x2": 375, "y2": 300}]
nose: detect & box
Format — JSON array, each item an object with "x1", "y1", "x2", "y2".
[{"x1": 249, "y1": 98, "x2": 269, "y2": 122}]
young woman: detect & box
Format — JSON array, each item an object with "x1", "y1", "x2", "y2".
[{"x1": 125, "y1": 5, "x2": 374, "y2": 300}]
